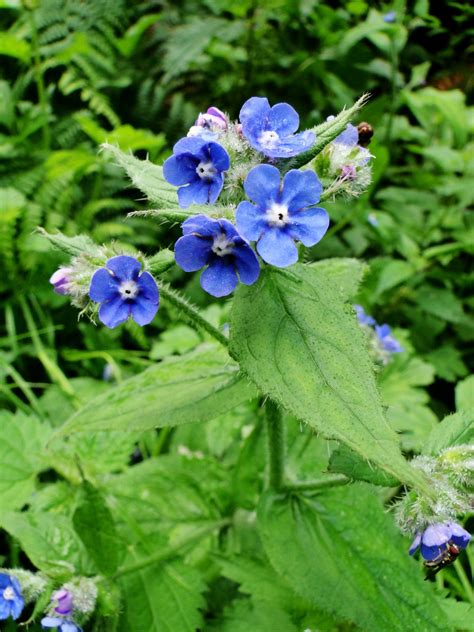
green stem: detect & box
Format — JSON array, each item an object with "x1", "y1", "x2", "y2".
[
  {"x1": 453, "y1": 559, "x2": 474, "y2": 604},
  {"x1": 111, "y1": 519, "x2": 230, "y2": 579},
  {"x1": 265, "y1": 400, "x2": 285, "y2": 491},
  {"x1": 28, "y1": 7, "x2": 50, "y2": 150},
  {"x1": 158, "y1": 283, "x2": 229, "y2": 349},
  {"x1": 284, "y1": 474, "x2": 350, "y2": 492}
]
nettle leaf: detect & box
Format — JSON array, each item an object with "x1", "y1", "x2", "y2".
[
  {"x1": 257, "y1": 486, "x2": 450, "y2": 631},
  {"x1": 456, "y1": 375, "x2": 474, "y2": 411},
  {"x1": 215, "y1": 599, "x2": 298, "y2": 632},
  {"x1": 0, "y1": 412, "x2": 51, "y2": 510},
  {"x1": 230, "y1": 264, "x2": 427, "y2": 489},
  {"x1": 308, "y1": 257, "x2": 367, "y2": 299},
  {"x1": 328, "y1": 444, "x2": 399, "y2": 487},
  {"x1": 73, "y1": 482, "x2": 126, "y2": 576},
  {"x1": 424, "y1": 411, "x2": 474, "y2": 456},
  {"x1": 0, "y1": 511, "x2": 96, "y2": 575},
  {"x1": 118, "y1": 544, "x2": 206, "y2": 632},
  {"x1": 54, "y1": 345, "x2": 256, "y2": 436}
]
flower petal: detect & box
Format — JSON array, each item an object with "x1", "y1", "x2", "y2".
[
  {"x1": 106, "y1": 256, "x2": 142, "y2": 282},
  {"x1": 218, "y1": 218, "x2": 241, "y2": 241},
  {"x1": 243, "y1": 164, "x2": 281, "y2": 208},
  {"x1": 239, "y1": 96, "x2": 270, "y2": 138},
  {"x1": 335, "y1": 123, "x2": 359, "y2": 146},
  {"x1": 41, "y1": 617, "x2": 64, "y2": 628},
  {"x1": 175, "y1": 234, "x2": 211, "y2": 272},
  {"x1": 0, "y1": 601, "x2": 10, "y2": 620},
  {"x1": 234, "y1": 244, "x2": 260, "y2": 286},
  {"x1": 257, "y1": 228, "x2": 298, "y2": 267},
  {"x1": 89, "y1": 268, "x2": 119, "y2": 302},
  {"x1": 420, "y1": 543, "x2": 446, "y2": 562},
  {"x1": 409, "y1": 532, "x2": 421, "y2": 555},
  {"x1": 182, "y1": 215, "x2": 220, "y2": 238},
  {"x1": 422, "y1": 524, "x2": 451, "y2": 548},
  {"x1": 281, "y1": 169, "x2": 323, "y2": 210},
  {"x1": 163, "y1": 154, "x2": 198, "y2": 185},
  {"x1": 98, "y1": 297, "x2": 131, "y2": 329},
  {"x1": 200, "y1": 258, "x2": 238, "y2": 297},
  {"x1": 448, "y1": 522, "x2": 471, "y2": 548},
  {"x1": 268, "y1": 102, "x2": 299, "y2": 136},
  {"x1": 208, "y1": 175, "x2": 224, "y2": 205},
  {"x1": 61, "y1": 623, "x2": 82, "y2": 632},
  {"x1": 287, "y1": 207, "x2": 329, "y2": 247},
  {"x1": 131, "y1": 298, "x2": 159, "y2": 326},
  {"x1": 137, "y1": 272, "x2": 159, "y2": 303},
  {"x1": 208, "y1": 142, "x2": 230, "y2": 171},
  {"x1": 262, "y1": 130, "x2": 315, "y2": 158},
  {"x1": 235, "y1": 201, "x2": 266, "y2": 242},
  {"x1": 173, "y1": 136, "x2": 207, "y2": 156},
  {"x1": 10, "y1": 595, "x2": 24, "y2": 620},
  {"x1": 177, "y1": 180, "x2": 208, "y2": 208}
]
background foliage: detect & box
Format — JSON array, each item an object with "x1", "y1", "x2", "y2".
[{"x1": 0, "y1": 0, "x2": 472, "y2": 630}]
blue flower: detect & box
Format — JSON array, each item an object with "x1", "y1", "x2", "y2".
[
  {"x1": 163, "y1": 137, "x2": 230, "y2": 208},
  {"x1": 0, "y1": 573, "x2": 24, "y2": 621},
  {"x1": 174, "y1": 215, "x2": 260, "y2": 297},
  {"x1": 41, "y1": 617, "x2": 82, "y2": 632},
  {"x1": 375, "y1": 324, "x2": 403, "y2": 354},
  {"x1": 409, "y1": 522, "x2": 471, "y2": 561},
  {"x1": 50, "y1": 267, "x2": 73, "y2": 295},
  {"x1": 235, "y1": 164, "x2": 329, "y2": 267},
  {"x1": 239, "y1": 97, "x2": 315, "y2": 158},
  {"x1": 383, "y1": 11, "x2": 396, "y2": 23},
  {"x1": 354, "y1": 305, "x2": 376, "y2": 326},
  {"x1": 89, "y1": 256, "x2": 159, "y2": 329},
  {"x1": 335, "y1": 123, "x2": 359, "y2": 146}
]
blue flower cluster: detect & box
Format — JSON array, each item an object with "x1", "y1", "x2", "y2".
[{"x1": 355, "y1": 305, "x2": 403, "y2": 357}]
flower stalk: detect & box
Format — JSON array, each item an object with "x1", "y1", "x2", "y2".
[{"x1": 265, "y1": 400, "x2": 285, "y2": 491}]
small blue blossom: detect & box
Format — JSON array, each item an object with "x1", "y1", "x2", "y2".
[
  {"x1": 383, "y1": 11, "x2": 396, "y2": 23},
  {"x1": 41, "y1": 616, "x2": 82, "y2": 632},
  {"x1": 354, "y1": 305, "x2": 376, "y2": 327},
  {"x1": 163, "y1": 137, "x2": 230, "y2": 208},
  {"x1": 409, "y1": 522, "x2": 471, "y2": 561},
  {"x1": 0, "y1": 573, "x2": 24, "y2": 621},
  {"x1": 174, "y1": 215, "x2": 260, "y2": 297},
  {"x1": 235, "y1": 164, "x2": 329, "y2": 267},
  {"x1": 375, "y1": 323, "x2": 403, "y2": 354},
  {"x1": 239, "y1": 97, "x2": 315, "y2": 158},
  {"x1": 89, "y1": 256, "x2": 159, "y2": 329},
  {"x1": 335, "y1": 123, "x2": 359, "y2": 146}
]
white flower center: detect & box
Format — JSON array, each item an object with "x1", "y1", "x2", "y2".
[
  {"x1": 258, "y1": 130, "x2": 280, "y2": 147},
  {"x1": 211, "y1": 233, "x2": 234, "y2": 257},
  {"x1": 266, "y1": 202, "x2": 289, "y2": 227},
  {"x1": 3, "y1": 586, "x2": 15, "y2": 601},
  {"x1": 119, "y1": 280, "x2": 139, "y2": 300},
  {"x1": 196, "y1": 161, "x2": 217, "y2": 180}
]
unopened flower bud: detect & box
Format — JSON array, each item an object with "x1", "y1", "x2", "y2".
[{"x1": 50, "y1": 268, "x2": 73, "y2": 295}]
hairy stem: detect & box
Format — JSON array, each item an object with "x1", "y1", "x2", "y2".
[
  {"x1": 284, "y1": 474, "x2": 350, "y2": 492},
  {"x1": 265, "y1": 400, "x2": 285, "y2": 491},
  {"x1": 159, "y1": 283, "x2": 229, "y2": 349}
]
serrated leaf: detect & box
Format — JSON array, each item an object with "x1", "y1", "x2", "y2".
[
  {"x1": 73, "y1": 482, "x2": 125, "y2": 576},
  {"x1": 257, "y1": 486, "x2": 450, "y2": 631},
  {"x1": 0, "y1": 412, "x2": 50, "y2": 510},
  {"x1": 308, "y1": 258, "x2": 367, "y2": 299},
  {"x1": 230, "y1": 265, "x2": 427, "y2": 489},
  {"x1": 328, "y1": 444, "x2": 399, "y2": 486},
  {"x1": 53, "y1": 345, "x2": 257, "y2": 437},
  {"x1": 456, "y1": 375, "x2": 474, "y2": 412},
  {"x1": 424, "y1": 411, "x2": 474, "y2": 456},
  {"x1": 216, "y1": 599, "x2": 298, "y2": 632}
]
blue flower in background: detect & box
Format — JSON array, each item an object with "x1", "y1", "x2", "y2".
[
  {"x1": 409, "y1": 522, "x2": 471, "y2": 561},
  {"x1": 163, "y1": 137, "x2": 230, "y2": 208},
  {"x1": 383, "y1": 11, "x2": 396, "y2": 23},
  {"x1": 235, "y1": 164, "x2": 329, "y2": 267},
  {"x1": 41, "y1": 617, "x2": 82, "y2": 632},
  {"x1": 89, "y1": 256, "x2": 159, "y2": 328},
  {"x1": 0, "y1": 573, "x2": 24, "y2": 620},
  {"x1": 335, "y1": 123, "x2": 359, "y2": 146},
  {"x1": 375, "y1": 323, "x2": 403, "y2": 354},
  {"x1": 174, "y1": 215, "x2": 260, "y2": 297},
  {"x1": 354, "y1": 305, "x2": 376, "y2": 326},
  {"x1": 239, "y1": 97, "x2": 315, "y2": 158}
]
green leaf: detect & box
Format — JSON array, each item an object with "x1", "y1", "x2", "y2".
[
  {"x1": 230, "y1": 265, "x2": 427, "y2": 489},
  {"x1": 328, "y1": 444, "x2": 399, "y2": 487},
  {"x1": 416, "y1": 286, "x2": 467, "y2": 324},
  {"x1": 257, "y1": 486, "x2": 450, "y2": 631},
  {"x1": 455, "y1": 375, "x2": 474, "y2": 412},
  {"x1": 0, "y1": 412, "x2": 50, "y2": 510},
  {"x1": 308, "y1": 258, "x2": 367, "y2": 299},
  {"x1": 53, "y1": 345, "x2": 256, "y2": 437},
  {"x1": 0, "y1": 32, "x2": 30, "y2": 62},
  {"x1": 73, "y1": 482, "x2": 126, "y2": 576},
  {"x1": 0, "y1": 511, "x2": 95, "y2": 575},
  {"x1": 216, "y1": 599, "x2": 298, "y2": 632},
  {"x1": 424, "y1": 411, "x2": 474, "y2": 456},
  {"x1": 439, "y1": 599, "x2": 474, "y2": 631},
  {"x1": 76, "y1": 115, "x2": 166, "y2": 153},
  {"x1": 38, "y1": 227, "x2": 100, "y2": 258},
  {"x1": 425, "y1": 345, "x2": 467, "y2": 382}
]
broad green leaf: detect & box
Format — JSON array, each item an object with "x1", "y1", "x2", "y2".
[
  {"x1": 0, "y1": 32, "x2": 30, "y2": 61},
  {"x1": 425, "y1": 346, "x2": 467, "y2": 382},
  {"x1": 439, "y1": 599, "x2": 474, "y2": 631},
  {"x1": 215, "y1": 599, "x2": 298, "y2": 632},
  {"x1": 0, "y1": 412, "x2": 50, "y2": 510},
  {"x1": 416, "y1": 286, "x2": 467, "y2": 324},
  {"x1": 0, "y1": 511, "x2": 95, "y2": 575},
  {"x1": 54, "y1": 345, "x2": 256, "y2": 436},
  {"x1": 230, "y1": 265, "x2": 428, "y2": 489},
  {"x1": 73, "y1": 482, "x2": 126, "y2": 576},
  {"x1": 424, "y1": 411, "x2": 474, "y2": 456},
  {"x1": 328, "y1": 444, "x2": 399, "y2": 487},
  {"x1": 76, "y1": 115, "x2": 166, "y2": 153},
  {"x1": 456, "y1": 375, "x2": 474, "y2": 412},
  {"x1": 258, "y1": 486, "x2": 450, "y2": 631},
  {"x1": 308, "y1": 258, "x2": 367, "y2": 299},
  {"x1": 118, "y1": 544, "x2": 205, "y2": 632}
]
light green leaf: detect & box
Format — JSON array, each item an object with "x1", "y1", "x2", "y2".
[
  {"x1": 308, "y1": 258, "x2": 367, "y2": 299},
  {"x1": 54, "y1": 345, "x2": 256, "y2": 436},
  {"x1": 76, "y1": 115, "x2": 166, "y2": 153},
  {"x1": 216, "y1": 599, "x2": 298, "y2": 632},
  {"x1": 455, "y1": 375, "x2": 474, "y2": 412},
  {"x1": 426, "y1": 346, "x2": 467, "y2": 382},
  {"x1": 439, "y1": 599, "x2": 474, "y2": 631},
  {"x1": 0, "y1": 32, "x2": 30, "y2": 61},
  {"x1": 230, "y1": 265, "x2": 428, "y2": 489},
  {"x1": 424, "y1": 411, "x2": 474, "y2": 456},
  {"x1": 0, "y1": 412, "x2": 50, "y2": 511},
  {"x1": 258, "y1": 486, "x2": 450, "y2": 631},
  {"x1": 328, "y1": 444, "x2": 399, "y2": 487}
]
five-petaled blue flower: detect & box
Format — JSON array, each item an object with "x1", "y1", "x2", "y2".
[
  {"x1": 174, "y1": 215, "x2": 260, "y2": 297},
  {"x1": 163, "y1": 137, "x2": 230, "y2": 208},
  {"x1": 409, "y1": 522, "x2": 471, "y2": 561},
  {"x1": 0, "y1": 573, "x2": 24, "y2": 621},
  {"x1": 41, "y1": 617, "x2": 82, "y2": 632},
  {"x1": 235, "y1": 164, "x2": 329, "y2": 267},
  {"x1": 89, "y1": 256, "x2": 159, "y2": 329},
  {"x1": 375, "y1": 323, "x2": 403, "y2": 354},
  {"x1": 239, "y1": 97, "x2": 315, "y2": 158}
]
